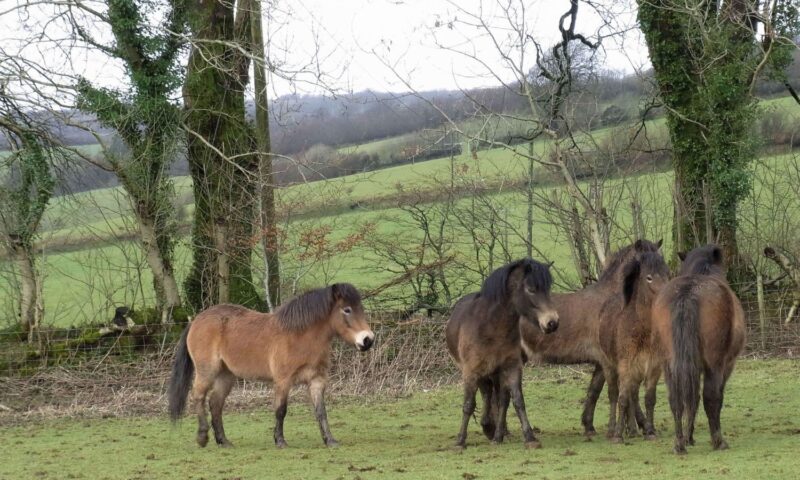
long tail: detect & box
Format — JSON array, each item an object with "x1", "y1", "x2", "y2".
[
  {"x1": 167, "y1": 325, "x2": 194, "y2": 422},
  {"x1": 669, "y1": 282, "x2": 701, "y2": 422}
]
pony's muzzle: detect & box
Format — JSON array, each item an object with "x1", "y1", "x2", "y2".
[
  {"x1": 355, "y1": 331, "x2": 375, "y2": 351},
  {"x1": 539, "y1": 312, "x2": 559, "y2": 334}
]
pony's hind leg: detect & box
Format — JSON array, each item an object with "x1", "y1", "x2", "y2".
[
  {"x1": 665, "y1": 366, "x2": 687, "y2": 454},
  {"x1": 703, "y1": 368, "x2": 729, "y2": 450},
  {"x1": 209, "y1": 372, "x2": 236, "y2": 447},
  {"x1": 503, "y1": 367, "x2": 539, "y2": 449},
  {"x1": 272, "y1": 381, "x2": 291, "y2": 448},
  {"x1": 455, "y1": 377, "x2": 478, "y2": 449},
  {"x1": 581, "y1": 365, "x2": 604, "y2": 437},
  {"x1": 190, "y1": 374, "x2": 213, "y2": 448},
  {"x1": 309, "y1": 377, "x2": 338, "y2": 447}
]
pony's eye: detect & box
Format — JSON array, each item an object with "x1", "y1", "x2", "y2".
[
  {"x1": 524, "y1": 286, "x2": 536, "y2": 295},
  {"x1": 646, "y1": 275, "x2": 653, "y2": 283},
  {"x1": 342, "y1": 307, "x2": 352, "y2": 315}
]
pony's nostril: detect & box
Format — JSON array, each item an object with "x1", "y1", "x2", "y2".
[
  {"x1": 360, "y1": 336, "x2": 373, "y2": 350},
  {"x1": 547, "y1": 319, "x2": 558, "y2": 332}
]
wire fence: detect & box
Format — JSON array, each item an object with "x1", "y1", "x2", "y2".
[{"x1": 0, "y1": 289, "x2": 797, "y2": 424}]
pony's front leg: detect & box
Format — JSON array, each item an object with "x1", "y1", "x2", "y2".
[
  {"x1": 272, "y1": 381, "x2": 291, "y2": 448},
  {"x1": 643, "y1": 365, "x2": 660, "y2": 440},
  {"x1": 604, "y1": 367, "x2": 619, "y2": 438},
  {"x1": 309, "y1": 377, "x2": 338, "y2": 447},
  {"x1": 504, "y1": 368, "x2": 540, "y2": 449},
  {"x1": 612, "y1": 378, "x2": 634, "y2": 444},
  {"x1": 581, "y1": 365, "x2": 605, "y2": 437}
]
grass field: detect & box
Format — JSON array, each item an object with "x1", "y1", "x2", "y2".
[{"x1": 2, "y1": 359, "x2": 798, "y2": 479}]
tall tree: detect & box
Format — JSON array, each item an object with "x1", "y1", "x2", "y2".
[
  {"x1": 638, "y1": 0, "x2": 797, "y2": 269},
  {"x1": 71, "y1": 0, "x2": 189, "y2": 317},
  {"x1": 183, "y1": 0, "x2": 263, "y2": 310}
]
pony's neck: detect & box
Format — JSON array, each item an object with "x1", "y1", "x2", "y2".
[{"x1": 490, "y1": 302, "x2": 522, "y2": 335}]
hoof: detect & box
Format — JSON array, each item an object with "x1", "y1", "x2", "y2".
[
  {"x1": 525, "y1": 440, "x2": 542, "y2": 449},
  {"x1": 673, "y1": 445, "x2": 687, "y2": 455},
  {"x1": 452, "y1": 443, "x2": 466, "y2": 452},
  {"x1": 713, "y1": 439, "x2": 729, "y2": 451},
  {"x1": 584, "y1": 427, "x2": 597, "y2": 438},
  {"x1": 644, "y1": 433, "x2": 657, "y2": 441},
  {"x1": 197, "y1": 433, "x2": 209, "y2": 448},
  {"x1": 610, "y1": 436, "x2": 624, "y2": 445},
  {"x1": 326, "y1": 439, "x2": 340, "y2": 448},
  {"x1": 688, "y1": 437, "x2": 696, "y2": 446},
  {"x1": 275, "y1": 439, "x2": 288, "y2": 449},
  {"x1": 217, "y1": 440, "x2": 234, "y2": 448}
]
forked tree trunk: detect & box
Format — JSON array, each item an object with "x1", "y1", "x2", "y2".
[
  {"x1": 10, "y1": 237, "x2": 38, "y2": 341},
  {"x1": 137, "y1": 212, "x2": 181, "y2": 314}
]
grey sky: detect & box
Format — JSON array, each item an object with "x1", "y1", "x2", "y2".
[{"x1": 1, "y1": 0, "x2": 650, "y2": 102}]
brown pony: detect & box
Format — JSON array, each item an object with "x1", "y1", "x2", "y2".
[
  {"x1": 167, "y1": 283, "x2": 375, "y2": 448},
  {"x1": 520, "y1": 239, "x2": 663, "y2": 436},
  {"x1": 597, "y1": 251, "x2": 670, "y2": 443},
  {"x1": 446, "y1": 258, "x2": 559, "y2": 449},
  {"x1": 651, "y1": 245, "x2": 746, "y2": 454}
]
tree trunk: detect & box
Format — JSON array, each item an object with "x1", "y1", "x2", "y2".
[
  {"x1": 11, "y1": 238, "x2": 37, "y2": 341},
  {"x1": 215, "y1": 220, "x2": 230, "y2": 304},
  {"x1": 137, "y1": 211, "x2": 181, "y2": 313},
  {"x1": 638, "y1": 0, "x2": 758, "y2": 273},
  {"x1": 183, "y1": 0, "x2": 263, "y2": 310},
  {"x1": 250, "y1": 0, "x2": 281, "y2": 310}
]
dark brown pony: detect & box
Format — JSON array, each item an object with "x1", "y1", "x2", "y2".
[
  {"x1": 598, "y1": 251, "x2": 669, "y2": 443},
  {"x1": 652, "y1": 245, "x2": 746, "y2": 454},
  {"x1": 446, "y1": 258, "x2": 558, "y2": 449},
  {"x1": 167, "y1": 283, "x2": 375, "y2": 448},
  {"x1": 520, "y1": 239, "x2": 663, "y2": 436}
]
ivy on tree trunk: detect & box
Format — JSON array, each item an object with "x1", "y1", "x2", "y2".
[{"x1": 637, "y1": 0, "x2": 761, "y2": 273}]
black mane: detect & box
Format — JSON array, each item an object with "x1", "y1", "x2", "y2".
[
  {"x1": 274, "y1": 283, "x2": 362, "y2": 331},
  {"x1": 679, "y1": 245, "x2": 724, "y2": 277},
  {"x1": 599, "y1": 239, "x2": 661, "y2": 283},
  {"x1": 480, "y1": 258, "x2": 553, "y2": 305}
]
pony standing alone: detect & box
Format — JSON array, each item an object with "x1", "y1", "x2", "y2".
[{"x1": 167, "y1": 283, "x2": 374, "y2": 448}]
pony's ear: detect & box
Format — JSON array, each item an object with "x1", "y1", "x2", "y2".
[
  {"x1": 656, "y1": 239, "x2": 663, "y2": 250},
  {"x1": 634, "y1": 239, "x2": 644, "y2": 251},
  {"x1": 622, "y1": 260, "x2": 641, "y2": 306},
  {"x1": 712, "y1": 246, "x2": 723, "y2": 264},
  {"x1": 330, "y1": 283, "x2": 342, "y2": 300},
  {"x1": 677, "y1": 251, "x2": 687, "y2": 262}
]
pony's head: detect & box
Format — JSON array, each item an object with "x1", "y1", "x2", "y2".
[
  {"x1": 328, "y1": 283, "x2": 374, "y2": 352},
  {"x1": 599, "y1": 238, "x2": 663, "y2": 284},
  {"x1": 622, "y1": 251, "x2": 670, "y2": 306},
  {"x1": 677, "y1": 244, "x2": 725, "y2": 277},
  {"x1": 481, "y1": 258, "x2": 559, "y2": 333}
]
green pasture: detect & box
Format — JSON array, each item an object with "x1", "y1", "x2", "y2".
[
  {"x1": 1, "y1": 97, "x2": 798, "y2": 327},
  {"x1": 2, "y1": 359, "x2": 798, "y2": 479},
  {"x1": 3, "y1": 151, "x2": 798, "y2": 327}
]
